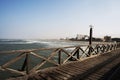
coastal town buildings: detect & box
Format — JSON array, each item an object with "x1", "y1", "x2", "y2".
[
  {"x1": 103, "y1": 36, "x2": 112, "y2": 42},
  {"x1": 61, "y1": 34, "x2": 119, "y2": 42},
  {"x1": 76, "y1": 34, "x2": 88, "y2": 40}
]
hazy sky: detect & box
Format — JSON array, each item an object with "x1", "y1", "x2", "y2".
[{"x1": 0, "y1": 0, "x2": 120, "y2": 39}]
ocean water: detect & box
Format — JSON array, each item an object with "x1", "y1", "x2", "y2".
[
  {"x1": 0, "y1": 39, "x2": 88, "y2": 79},
  {"x1": 0, "y1": 39, "x2": 88, "y2": 51}
]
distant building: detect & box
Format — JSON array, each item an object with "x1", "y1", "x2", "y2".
[
  {"x1": 60, "y1": 38, "x2": 64, "y2": 40},
  {"x1": 66, "y1": 37, "x2": 69, "y2": 40},
  {"x1": 103, "y1": 36, "x2": 111, "y2": 42},
  {"x1": 91, "y1": 37, "x2": 103, "y2": 42},
  {"x1": 76, "y1": 34, "x2": 88, "y2": 40}
]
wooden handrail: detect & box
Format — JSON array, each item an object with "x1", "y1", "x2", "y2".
[
  {"x1": 0, "y1": 43, "x2": 118, "y2": 54},
  {"x1": 0, "y1": 43, "x2": 119, "y2": 76}
]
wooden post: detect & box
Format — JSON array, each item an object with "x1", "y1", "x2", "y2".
[
  {"x1": 21, "y1": 53, "x2": 29, "y2": 74},
  {"x1": 26, "y1": 53, "x2": 29, "y2": 74},
  {"x1": 107, "y1": 44, "x2": 110, "y2": 51},
  {"x1": 21, "y1": 55, "x2": 26, "y2": 71},
  {"x1": 76, "y1": 48, "x2": 79, "y2": 59},
  {"x1": 58, "y1": 50, "x2": 61, "y2": 65},
  {"x1": 103, "y1": 45, "x2": 105, "y2": 53},
  {"x1": 96, "y1": 46, "x2": 99, "y2": 53},
  {"x1": 88, "y1": 25, "x2": 93, "y2": 56},
  {"x1": 89, "y1": 26, "x2": 92, "y2": 45}
]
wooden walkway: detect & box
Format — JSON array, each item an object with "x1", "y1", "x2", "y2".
[{"x1": 8, "y1": 48, "x2": 120, "y2": 80}]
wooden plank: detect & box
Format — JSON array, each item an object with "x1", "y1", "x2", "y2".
[
  {"x1": 58, "y1": 50, "x2": 62, "y2": 65},
  {"x1": 0, "y1": 45, "x2": 87, "y2": 54},
  {"x1": 45, "y1": 71, "x2": 65, "y2": 80},
  {"x1": 53, "y1": 69, "x2": 72, "y2": 78},
  {"x1": 0, "y1": 66, "x2": 4, "y2": 70},
  {"x1": 30, "y1": 52, "x2": 59, "y2": 66},
  {"x1": 6, "y1": 48, "x2": 120, "y2": 80},
  {"x1": 89, "y1": 46, "x2": 98, "y2": 55},
  {"x1": 63, "y1": 48, "x2": 79, "y2": 64},
  {"x1": 29, "y1": 49, "x2": 61, "y2": 73},
  {"x1": 56, "y1": 68, "x2": 76, "y2": 76},
  {"x1": 0, "y1": 43, "x2": 118, "y2": 55},
  {"x1": 79, "y1": 46, "x2": 89, "y2": 59},
  {"x1": 61, "y1": 49, "x2": 79, "y2": 61},
  {"x1": 21, "y1": 53, "x2": 30, "y2": 74},
  {"x1": 3, "y1": 68, "x2": 26, "y2": 75},
  {"x1": 1, "y1": 53, "x2": 26, "y2": 68}
]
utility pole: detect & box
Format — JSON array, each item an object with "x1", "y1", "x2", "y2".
[
  {"x1": 89, "y1": 25, "x2": 93, "y2": 45},
  {"x1": 88, "y1": 25, "x2": 93, "y2": 56}
]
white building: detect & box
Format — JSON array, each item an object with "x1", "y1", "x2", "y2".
[{"x1": 76, "y1": 34, "x2": 88, "y2": 40}]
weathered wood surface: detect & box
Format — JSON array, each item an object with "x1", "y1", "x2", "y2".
[
  {"x1": 7, "y1": 48, "x2": 120, "y2": 80},
  {"x1": 1, "y1": 43, "x2": 117, "y2": 76}
]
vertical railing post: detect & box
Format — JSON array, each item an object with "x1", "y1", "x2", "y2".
[
  {"x1": 108, "y1": 44, "x2": 110, "y2": 51},
  {"x1": 26, "y1": 53, "x2": 29, "y2": 74},
  {"x1": 58, "y1": 50, "x2": 61, "y2": 65},
  {"x1": 117, "y1": 42, "x2": 119, "y2": 48},
  {"x1": 96, "y1": 45, "x2": 99, "y2": 53},
  {"x1": 105, "y1": 45, "x2": 107, "y2": 52},
  {"x1": 21, "y1": 52, "x2": 29, "y2": 74},
  {"x1": 102, "y1": 44, "x2": 105, "y2": 53},
  {"x1": 114, "y1": 44, "x2": 116, "y2": 50},
  {"x1": 76, "y1": 48, "x2": 79, "y2": 59},
  {"x1": 116, "y1": 43, "x2": 117, "y2": 48},
  {"x1": 110, "y1": 44, "x2": 112, "y2": 51},
  {"x1": 88, "y1": 25, "x2": 93, "y2": 56},
  {"x1": 106, "y1": 44, "x2": 109, "y2": 52},
  {"x1": 21, "y1": 53, "x2": 26, "y2": 71}
]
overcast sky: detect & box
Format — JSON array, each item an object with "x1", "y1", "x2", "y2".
[{"x1": 0, "y1": 0, "x2": 120, "y2": 39}]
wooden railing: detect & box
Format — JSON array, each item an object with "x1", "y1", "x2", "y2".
[{"x1": 0, "y1": 43, "x2": 119, "y2": 76}]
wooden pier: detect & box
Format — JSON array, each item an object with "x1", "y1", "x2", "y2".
[
  {"x1": 24, "y1": 48, "x2": 120, "y2": 80},
  {"x1": 0, "y1": 28, "x2": 120, "y2": 80},
  {"x1": 0, "y1": 42, "x2": 120, "y2": 80}
]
